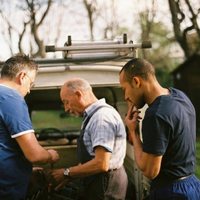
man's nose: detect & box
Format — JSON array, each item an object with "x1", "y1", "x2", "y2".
[
  {"x1": 125, "y1": 95, "x2": 129, "y2": 102},
  {"x1": 64, "y1": 105, "x2": 69, "y2": 112}
]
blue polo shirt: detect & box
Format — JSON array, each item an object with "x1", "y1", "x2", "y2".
[{"x1": 0, "y1": 84, "x2": 33, "y2": 200}]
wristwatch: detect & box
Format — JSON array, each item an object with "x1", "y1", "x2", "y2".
[{"x1": 63, "y1": 168, "x2": 70, "y2": 177}]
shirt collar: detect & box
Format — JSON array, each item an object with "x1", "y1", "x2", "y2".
[{"x1": 85, "y1": 98, "x2": 106, "y2": 117}]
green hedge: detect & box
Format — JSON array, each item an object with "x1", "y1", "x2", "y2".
[{"x1": 196, "y1": 136, "x2": 200, "y2": 178}]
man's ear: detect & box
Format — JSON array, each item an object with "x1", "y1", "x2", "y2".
[
  {"x1": 17, "y1": 71, "x2": 26, "y2": 85},
  {"x1": 75, "y1": 90, "x2": 82, "y2": 98},
  {"x1": 131, "y1": 76, "x2": 141, "y2": 88}
]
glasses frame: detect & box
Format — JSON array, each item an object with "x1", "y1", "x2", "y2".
[{"x1": 25, "y1": 73, "x2": 35, "y2": 88}]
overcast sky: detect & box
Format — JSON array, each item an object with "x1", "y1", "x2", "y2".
[{"x1": 0, "y1": 0, "x2": 198, "y2": 60}]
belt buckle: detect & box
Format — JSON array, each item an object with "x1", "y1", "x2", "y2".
[
  {"x1": 177, "y1": 174, "x2": 192, "y2": 181},
  {"x1": 108, "y1": 168, "x2": 117, "y2": 172}
]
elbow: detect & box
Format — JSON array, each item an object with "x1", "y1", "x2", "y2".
[
  {"x1": 96, "y1": 160, "x2": 110, "y2": 172},
  {"x1": 100, "y1": 164, "x2": 110, "y2": 172},
  {"x1": 102, "y1": 165, "x2": 109, "y2": 172},
  {"x1": 143, "y1": 171, "x2": 158, "y2": 180},
  {"x1": 139, "y1": 157, "x2": 161, "y2": 180},
  {"x1": 142, "y1": 168, "x2": 159, "y2": 180}
]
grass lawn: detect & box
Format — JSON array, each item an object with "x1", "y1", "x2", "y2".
[
  {"x1": 31, "y1": 110, "x2": 82, "y2": 131},
  {"x1": 196, "y1": 136, "x2": 200, "y2": 178}
]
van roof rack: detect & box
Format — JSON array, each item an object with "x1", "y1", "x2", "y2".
[
  {"x1": 45, "y1": 33, "x2": 152, "y2": 63},
  {"x1": 0, "y1": 34, "x2": 152, "y2": 68}
]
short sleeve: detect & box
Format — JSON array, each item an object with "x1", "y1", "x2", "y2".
[
  {"x1": 92, "y1": 120, "x2": 115, "y2": 152},
  {"x1": 142, "y1": 115, "x2": 170, "y2": 155},
  {"x1": 89, "y1": 109, "x2": 117, "y2": 153},
  {"x1": 1, "y1": 94, "x2": 33, "y2": 138}
]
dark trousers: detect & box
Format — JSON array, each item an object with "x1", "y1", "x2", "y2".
[
  {"x1": 148, "y1": 175, "x2": 200, "y2": 200},
  {"x1": 81, "y1": 166, "x2": 128, "y2": 200}
]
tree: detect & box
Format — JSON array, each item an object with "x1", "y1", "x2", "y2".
[
  {"x1": 82, "y1": 0, "x2": 98, "y2": 41},
  {"x1": 101, "y1": 0, "x2": 119, "y2": 40},
  {"x1": 137, "y1": 0, "x2": 175, "y2": 86},
  {"x1": 168, "y1": 0, "x2": 200, "y2": 57},
  {"x1": 0, "y1": 7, "x2": 14, "y2": 56},
  {"x1": 18, "y1": 0, "x2": 53, "y2": 58},
  {"x1": 0, "y1": 0, "x2": 53, "y2": 58},
  {"x1": 82, "y1": 0, "x2": 130, "y2": 41},
  {"x1": 139, "y1": 0, "x2": 156, "y2": 58}
]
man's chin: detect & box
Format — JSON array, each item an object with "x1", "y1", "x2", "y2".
[
  {"x1": 71, "y1": 112, "x2": 80, "y2": 117},
  {"x1": 138, "y1": 102, "x2": 146, "y2": 109}
]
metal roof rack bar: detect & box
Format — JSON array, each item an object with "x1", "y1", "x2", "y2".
[{"x1": 46, "y1": 41, "x2": 152, "y2": 53}]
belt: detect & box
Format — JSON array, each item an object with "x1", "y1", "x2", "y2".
[
  {"x1": 175, "y1": 174, "x2": 192, "y2": 181},
  {"x1": 151, "y1": 174, "x2": 193, "y2": 190},
  {"x1": 108, "y1": 168, "x2": 118, "y2": 172}
]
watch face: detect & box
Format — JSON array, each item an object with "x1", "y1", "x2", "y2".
[{"x1": 64, "y1": 168, "x2": 69, "y2": 176}]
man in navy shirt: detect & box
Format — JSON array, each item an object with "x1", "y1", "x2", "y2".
[
  {"x1": 0, "y1": 54, "x2": 59, "y2": 200},
  {"x1": 119, "y1": 58, "x2": 200, "y2": 200}
]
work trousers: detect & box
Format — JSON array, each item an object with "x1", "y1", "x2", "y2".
[{"x1": 81, "y1": 166, "x2": 128, "y2": 200}]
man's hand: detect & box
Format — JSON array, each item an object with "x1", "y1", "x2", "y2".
[
  {"x1": 49, "y1": 168, "x2": 71, "y2": 191},
  {"x1": 125, "y1": 105, "x2": 142, "y2": 144},
  {"x1": 48, "y1": 149, "x2": 60, "y2": 163},
  {"x1": 125, "y1": 105, "x2": 141, "y2": 132},
  {"x1": 54, "y1": 179, "x2": 71, "y2": 191}
]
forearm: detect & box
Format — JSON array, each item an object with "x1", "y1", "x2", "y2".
[
  {"x1": 21, "y1": 142, "x2": 52, "y2": 163},
  {"x1": 29, "y1": 146, "x2": 52, "y2": 164},
  {"x1": 131, "y1": 131, "x2": 145, "y2": 171},
  {"x1": 16, "y1": 133, "x2": 58, "y2": 164},
  {"x1": 69, "y1": 148, "x2": 110, "y2": 178},
  {"x1": 49, "y1": 160, "x2": 106, "y2": 189},
  {"x1": 130, "y1": 131, "x2": 162, "y2": 179},
  {"x1": 69, "y1": 158, "x2": 108, "y2": 178}
]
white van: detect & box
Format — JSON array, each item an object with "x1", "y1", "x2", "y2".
[{"x1": 25, "y1": 35, "x2": 151, "y2": 200}]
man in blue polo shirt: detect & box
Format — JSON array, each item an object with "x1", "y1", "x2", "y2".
[{"x1": 0, "y1": 54, "x2": 59, "y2": 200}]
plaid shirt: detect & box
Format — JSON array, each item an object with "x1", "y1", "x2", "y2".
[{"x1": 82, "y1": 98, "x2": 126, "y2": 169}]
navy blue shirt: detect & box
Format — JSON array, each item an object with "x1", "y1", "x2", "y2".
[
  {"x1": 142, "y1": 88, "x2": 196, "y2": 179},
  {"x1": 0, "y1": 85, "x2": 33, "y2": 199}
]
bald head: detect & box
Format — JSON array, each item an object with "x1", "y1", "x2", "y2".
[
  {"x1": 62, "y1": 78, "x2": 92, "y2": 93},
  {"x1": 60, "y1": 78, "x2": 97, "y2": 116}
]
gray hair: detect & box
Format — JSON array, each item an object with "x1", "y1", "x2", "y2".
[
  {"x1": 1, "y1": 54, "x2": 38, "y2": 79},
  {"x1": 64, "y1": 78, "x2": 92, "y2": 93}
]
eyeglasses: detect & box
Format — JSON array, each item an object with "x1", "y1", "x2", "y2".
[{"x1": 25, "y1": 73, "x2": 35, "y2": 88}]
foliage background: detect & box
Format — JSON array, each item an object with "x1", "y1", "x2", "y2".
[{"x1": 1, "y1": 0, "x2": 200, "y2": 178}]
